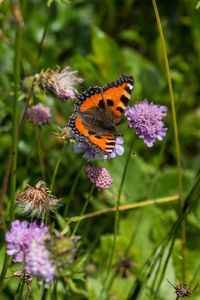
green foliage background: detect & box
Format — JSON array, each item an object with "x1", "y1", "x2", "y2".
[{"x1": 0, "y1": 0, "x2": 200, "y2": 299}]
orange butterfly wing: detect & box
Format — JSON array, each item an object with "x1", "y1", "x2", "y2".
[
  {"x1": 102, "y1": 75, "x2": 134, "y2": 124},
  {"x1": 74, "y1": 116, "x2": 116, "y2": 153},
  {"x1": 68, "y1": 75, "x2": 134, "y2": 153}
]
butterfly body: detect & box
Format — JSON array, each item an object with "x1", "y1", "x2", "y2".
[{"x1": 68, "y1": 75, "x2": 134, "y2": 153}]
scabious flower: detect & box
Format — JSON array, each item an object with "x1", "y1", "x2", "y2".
[
  {"x1": 6, "y1": 220, "x2": 48, "y2": 262},
  {"x1": 27, "y1": 103, "x2": 51, "y2": 125},
  {"x1": 85, "y1": 166, "x2": 113, "y2": 189},
  {"x1": 73, "y1": 136, "x2": 124, "y2": 161},
  {"x1": 6, "y1": 220, "x2": 54, "y2": 285},
  {"x1": 33, "y1": 66, "x2": 83, "y2": 100},
  {"x1": 25, "y1": 235, "x2": 54, "y2": 285},
  {"x1": 16, "y1": 181, "x2": 58, "y2": 218},
  {"x1": 125, "y1": 100, "x2": 167, "y2": 147}
]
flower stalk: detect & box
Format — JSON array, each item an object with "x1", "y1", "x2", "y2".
[{"x1": 152, "y1": 0, "x2": 185, "y2": 281}]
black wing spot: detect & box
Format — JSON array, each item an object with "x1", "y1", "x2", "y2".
[
  {"x1": 107, "y1": 137, "x2": 115, "y2": 141},
  {"x1": 125, "y1": 86, "x2": 132, "y2": 94},
  {"x1": 88, "y1": 130, "x2": 96, "y2": 135},
  {"x1": 94, "y1": 135, "x2": 103, "y2": 139},
  {"x1": 98, "y1": 99, "x2": 105, "y2": 109},
  {"x1": 116, "y1": 106, "x2": 124, "y2": 113},
  {"x1": 120, "y1": 95, "x2": 129, "y2": 107},
  {"x1": 106, "y1": 141, "x2": 115, "y2": 146},
  {"x1": 107, "y1": 99, "x2": 114, "y2": 106}
]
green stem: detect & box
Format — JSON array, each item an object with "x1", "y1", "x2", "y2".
[
  {"x1": 72, "y1": 184, "x2": 95, "y2": 235},
  {"x1": 0, "y1": 1, "x2": 22, "y2": 288},
  {"x1": 103, "y1": 137, "x2": 135, "y2": 292},
  {"x1": 51, "y1": 280, "x2": 57, "y2": 300},
  {"x1": 9, "y1": 1, "x2": 22, "y2": 225},
  {"x1": 41, "y1": 287, "x2": 48, "y2": 300},
  {"x1": 64, "y1": 159, "x2": 84, "y2": 217},
  {"x1": 152, "y1": 0, "x2": 185, "y2": 281},
  {"x1": 18, "y1": 5, "x2": 53, "y2": 135},
  {"x1": 15, "y1": 278, "x2": 25, "y2": 300},
  {"x1": 34, "y1": 126, "x2": 46, "y2": 181},
  {"x1": 50, "y1": 144, "x2": 67, "y2": 193}
]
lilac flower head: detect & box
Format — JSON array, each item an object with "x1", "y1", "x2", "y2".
[
  {"x1": 27, "y1": 103, "x2": 51, "y2": 125},
  {"x1": 6, "y1": 220, "x2": 48, "y2": 262},
  {"x1": 25, "y1": 235, "x2": 54, "y2": 285},
  {"x1": 125, "y1": 100, "x2": 167, "y2": 147},
  {"x1": 34, "y1": 66, "x2": 83, "y2": 100},
  {"x1": 73, "y1": 136, "x2": 124, "y2": 161},
  {"x1": 6, "y1": 220, "x2": 54, "y2": 285},
  {"x1": 85, "y1": 166, "x2": 113, "y2": 189}
]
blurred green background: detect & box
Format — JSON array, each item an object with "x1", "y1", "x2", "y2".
[{"x1": 0, "y1": 0, "x2": 200, "y2": 299}]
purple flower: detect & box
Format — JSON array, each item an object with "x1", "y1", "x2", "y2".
[
  {"x1": 125, "y1": 100, "x2": 167, "y2": 147},
  {"x1": 27, "y1": 103, "x2": 51, "y2": 125},
  {"x1": 25, "y1": 236, "x2": 54, "y2": 285},
  {"x1": 6, "y1": 220, "x2": 54, "y2": 285},
  {"x1": 73, "y1": 136, "x2": 125, "y2": 161},
  {"x1": 85, "y1": 166, "x2": 113, "y2": 189},
  {"x1": 6, "y1": 220, "x2": 47, "y2": 263}
]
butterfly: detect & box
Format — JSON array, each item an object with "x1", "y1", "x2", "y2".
[{"x1": 68, "y1": 74, "x2": 134, "y2": 154}]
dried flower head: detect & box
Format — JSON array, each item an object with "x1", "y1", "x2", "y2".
[
  {"x1": 6, "y1": 270, "x2": 33, "y2": 286},
  {"x1": 27, "y1": 103, "x2": 51, "y2": 125},
  {"x1": 116, "y1": 257, "x2": 134, "y2": 278},
  {"x1": 168, "y1": 279, "x2": 198, "y2": 298},
  {"x1": 55, "y1": 126, "x2": 71, "y2": 141},
  {"x1": 34, "y1": 66, "x2": 83, "y2": 100},
  {"x1": 125, "y1": 100, "x2": 167, "y2": 147},
  {"x1": 16, "y1": 181, "x2": 58, "y2": 218},
  {"x1": 85, "y1": 166, "x2": 113, "y2": 189},
  {"x1": 6, "y1": 220, "x2": 55, "y2": 285}
]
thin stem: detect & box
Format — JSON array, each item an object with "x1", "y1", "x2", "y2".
[
  {"x1": 34, "y1": 126, "x2": 46, "y2": 181},
  {"x1": 155, "y1": 235, "x2": 177, "y2": 292},
  {"x1": 18, "y1": 5, "x2": 52, "y2": 134},
  {"x1": 24, "y1": 286, "x2": 31, "y2": 300},
  {"x1": 102, "y1": 137, "x2": 135, "y2": 292},
  {"x1": 72, "y1": 184, "x2": 95, "y2": 235},
  {"x1": 41, "y1": 287, "x2": 48, "y2": 300},
  {"x1": 51, "y1": 280, "x2": 57, "y2": 300},
  {"x1": 0, "y1": 3, "x2": 52, "y2": 204},
  {"x1": 50, "y1": 144, "x2": 67, "y2": 193},
  {"x1": 18, "y1": 83, "x2": 34, "y2": 136},
  {"x1": 151, "y1": 0, "x2": 185, "y2": 281},
  {"x1": 64, "y1": 159, "x2": 84, "y2": 217},
  {"x1": 9, "y1": 1, "x2": 22, "y2": 225},
  {"x1": 68, "y1": 194, "x2": 179, "y2": 222},
  {"x1": 16, "y1": 279, "x2": 25, "y2": 300},
  {"x1": 0, "y1": 0, "x2": 22, "y2": 288}
]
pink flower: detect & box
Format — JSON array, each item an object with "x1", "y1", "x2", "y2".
[
  {"x1": 85, "y1": 166, "x2": 113, "y2": 189},
  {"x1": 27, "y1": 103, "x2": 51, "y2": 125}
]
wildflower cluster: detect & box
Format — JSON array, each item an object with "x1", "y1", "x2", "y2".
[
  {"x1": 85, "y1": 166, "x2": 113, "y2": 189},
  {"x1": 26, "y1": 66, "x2": 83, "y2": 126},
  {"x1": 27, "y1": 103, "x2": 51, "y2": 125},
  {"x1": 125, "y1": 100, "x2": 167, "y2": 147},
  {"x1": 73, "y1": 136, "x2": 124, "y2": 161},
  {"x1": 6, "y1": 220, "x2": 54, "y2": 285},
  {"x1": 34, "y1": 66, "x2": 84, "y2": 100}
]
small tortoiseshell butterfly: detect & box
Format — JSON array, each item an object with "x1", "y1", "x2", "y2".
[{"x1": 68, "y1": 75, "x2": 134, "y2": 154}]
